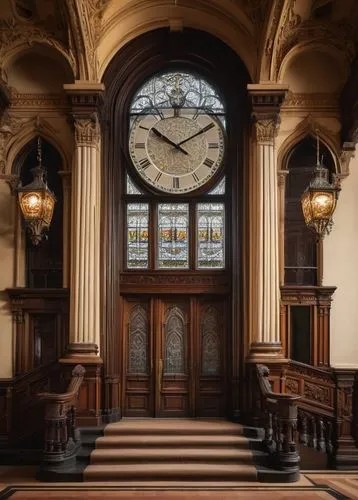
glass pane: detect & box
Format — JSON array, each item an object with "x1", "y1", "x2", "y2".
[
  {"x1": 208, "y1": 177, "x2": 225, "y2": 195},
  {"x1": 128, "y1": 305, "x2": 148, "y2": 374},
  {"x1": 126, "y1": 175, "x2": 143, "y2": 195},
  {"x1": 157, "y1": 204, "x2": 189, "y2": 269},
  {"x1": 201, "y1": 306, "x2": 220, "y2": 375},
  {"x1": 197, "y1": 203, "x2": 225, "y2": 269},
  {"x1": 131, "y1": 72, "x2": 225, "y2": 114},
  {"x1": 164, "y1": 305, "x2": 187, "y2": 374},
  {"x1": 127, "y1": 203, "x2": 149, "y2": 269}
]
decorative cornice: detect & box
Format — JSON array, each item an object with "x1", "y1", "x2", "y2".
[
  {"x1": 64, "y1": 82, "x2": 105, "y2": 116},
  {"x1": 282, "y1": 92, "x2": 340, "y2": 112},
  {"x1": 8, "y1": 91, "x2": 68, "y2": 110}
]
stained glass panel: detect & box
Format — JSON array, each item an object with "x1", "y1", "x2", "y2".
[
  {"x1": 201, "y1": 306, "x2": 220, "y2": 375},
  {"x1": 164, "y1": 305, "x2": 186, "y2": 374},
  {"x1": 157, "y1": 204, "x2": 189, "y2": 269},
  {"x1": 131, "y1": 72, "x2": 225, "y2": 115},
  {"x1": 128, "y1": 305, "x2": 148, "y2": 374},
  {"x1": 127, "y1": 203, "x2": 149, "y2": 268},
  {"x1": 197, "y1": 203, "x2": 225, "y2": 268},
  {"x1": 208, "y1": 177, "x2": 226, "y2": 195},
  {"x1": 126, "y1": 175, "x2": 143, "y2": 195}
]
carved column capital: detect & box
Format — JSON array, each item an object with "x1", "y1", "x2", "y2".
[
  {"x1": 73, "y1": 116, "x2": 100, "y2": 147},
  {"x1": 277, "y1": 169, "x2": 289, "y2": 187},
  {"x1": 248, "y1": 84, "x2": 289, "y2": 144},
  {"x1": 254, "y1": 118, "x2": 278, "y2": 143},
  {"x1": 64, "y1": 81, "x2": 105, "y2": 147}
]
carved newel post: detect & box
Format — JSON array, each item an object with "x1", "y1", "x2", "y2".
[
  {"x1": 247, "y1": 85, "x2": 288, "y2": 362},
  {"x1": 61, "y1": 82, "x2": 104, "y2": 425}
]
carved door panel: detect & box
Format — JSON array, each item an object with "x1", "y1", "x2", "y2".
[
  {"x1": 157, "y1": 299, "x2": 190, "y2": 417},
  {"x1": 122, "y1": 298, "x2": 153, "y2": 417},
  {"x1": 122, "y1": 296, "x2": 227, "y2": 417},
  {"x1": 196, "y1": 298, "x2": 227, "y2": 417}
]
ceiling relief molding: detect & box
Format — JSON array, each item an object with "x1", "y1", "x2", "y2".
[
  {"x1": 0, "y1": 15, "x2": 76, "y2": 81},
  {"x1": 258, "y1": 0, "x2": 285, "y2": 81},
  {"x1": 65, "y1": 0, "x2": 111, "y2": 81},
  {"x1": 271, "y1": 1, "x2": 356, "y2": 81}
]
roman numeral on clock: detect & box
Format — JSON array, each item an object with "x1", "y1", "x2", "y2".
[
  {"x1": 135, "y1": 142, "x2": 145, "y2": 149},
  {"x1": 173, "y1": 177, "x2": 180, "y2": 189},
  {"x1": 203, "y1": 158, "x2": 215, "y2": 168},
  {"x1": 192, "y1": 172, "x2": 200, "y2": 183},
  {"x1": 154, "y1": 172, "x2": 162, "y2": 183},
  {"x1": 139, "y1": 158, "x2": 151, "y2": 170},
  {"x1": 208, "y1": 143, "x2": 219, "y2": 149}
]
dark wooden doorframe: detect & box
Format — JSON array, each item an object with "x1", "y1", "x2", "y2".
[{"x1": 121, "y1": 295, "x2": 228, "y2": 418}]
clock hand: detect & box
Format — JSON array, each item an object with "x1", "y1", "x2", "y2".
[
  {"x1": 151, "y1": 127, "x2": 189, "y2": 155},
  {"x1": 178, "y1": 122, "x2": 215, "y2": 146}
]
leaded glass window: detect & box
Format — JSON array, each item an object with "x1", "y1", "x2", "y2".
[
  {"x1": 128, "y1": 305, "x2": 148, "y2": 374},
  {"x1": 157, "y1": 204, "x2": 189, "y2": 269},
  {"x1": 127, "y1": 203, "x2": 149, "y2": 268},
  {"x1": 164, "y1": 305, "x2": 187, "y2": 374},
  {"x1": 197, "y1": 203, "x2": 225, "y2": 269},
  {"x1": 131, "y1": 72, "x2": 224, "y2": 116}
]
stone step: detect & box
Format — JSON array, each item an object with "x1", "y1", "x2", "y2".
[
  {"x1": 84, "y1": 463, "x2": 257, "y2": 482},
  {"x1": 90, "y1": 447, "x2": 253, "y2": 463},
  {"x1": 95, "y1": 434, "x2": 249, "y2": 448}
]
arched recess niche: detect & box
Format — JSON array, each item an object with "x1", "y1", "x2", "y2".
[
  {"x1": 283, "y1": 135, "x2": 336, "y2": 287},
  {"x1": 101, "y1": 28, "x2": 250, "y2": 418},
  {"x1": 13, "y1": 138, "x2": 63, "y2": 288}
]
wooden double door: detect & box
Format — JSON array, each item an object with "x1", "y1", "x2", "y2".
[{"x1": 122, "y1": 296, "x2": 228, "y2": 417}]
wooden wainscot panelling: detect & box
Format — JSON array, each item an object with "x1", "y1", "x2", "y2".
[
  {"x1": 280, "y1": 285, "x2": 336, "y2": 367},
  {"x1": 6, "y1": 288, "x2": 69, "y2": 375},
  {"x1": 333, "y1": 369, "x2": 358, "y2": 469}
]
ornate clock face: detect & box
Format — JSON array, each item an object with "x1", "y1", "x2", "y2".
[{"x1": 129, "y1": 109, "x2": 225, "y2": 194}]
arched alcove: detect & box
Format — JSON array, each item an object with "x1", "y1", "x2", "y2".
[
  {"x1": 284, "y1": 135, "x2": 335, "y2": 286},
  {"x1": 14, "y1": 138, "x2": 63, "y2": 288}
]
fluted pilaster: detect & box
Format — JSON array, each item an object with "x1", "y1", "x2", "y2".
[
  {"x1": 63, "y1": 82, "x2": 104, "y2": 358},
  {"x1": 247, "y1": 84, "x2": 288, "y2": 361}
]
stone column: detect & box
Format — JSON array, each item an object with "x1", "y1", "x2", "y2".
[
  {"x1": 60, "y1": 82, "x2": 104, "y2": 425},
  {"x1": 247, "y1": 84, "x2": 288, "y2": 362}
]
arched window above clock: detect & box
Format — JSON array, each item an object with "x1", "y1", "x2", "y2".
[{"x1": 125, "y1": 70, "x2": 227, "y2": 271}]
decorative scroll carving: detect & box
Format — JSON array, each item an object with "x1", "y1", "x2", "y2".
[
  {"x1": 201, "y1": 306, "x2": 220, "y2": 376},
  {"x1": 120, "y1": 273, "x2": 227, "y2": 286},
  {"x1": 304, "y1": 381, "x2": 330, "y2": 405},
  {"x1": 128, "y1": 305, "x2": 148, "y2": 375},
  {"x1": 286, "y1": 378, "x2": 299, "y2": 395},
  {"x1": 0, "y1": 113, "x2": 29, "y2": 174},
  {"x1": 74, "y1": 117, "x2": 100, "y2": 146},
  {"x1": 164, "y1": 306, "x2": 186, "y2": 374}
]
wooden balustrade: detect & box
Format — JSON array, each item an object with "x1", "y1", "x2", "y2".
[
  {"x1": 36, "y1": 364, "x2": 85, "y2": 478},
  {"x1": 256, "y1": 364, "x2": 301, "y2": 481}
]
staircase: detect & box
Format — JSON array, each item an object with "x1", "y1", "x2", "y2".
[{"x1": 84, "y1": 419, "x2": 258, "y2": 484}]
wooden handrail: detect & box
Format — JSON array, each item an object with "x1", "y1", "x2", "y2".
[
  {"x1": 256, "y1": 364, "x2": 301, "y2": 479},
  {"x1": 37, "y1": 364, "x2": 85, "y2": 467}
]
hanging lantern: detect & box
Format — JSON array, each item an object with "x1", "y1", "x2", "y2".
[
  {"x1": 17, "y1": 137, "x2": 56, "y2": 245},
  {"x1": 301, "y1": 133, "x2": 340, "y2": 239}
]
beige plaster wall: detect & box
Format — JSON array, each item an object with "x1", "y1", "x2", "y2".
[
  {"x1": 0, "y1": 180, "x2": 16, "y2": 378},
  {"x1": 324, "y1": 147, "x2": 358, "y2": 368}
]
